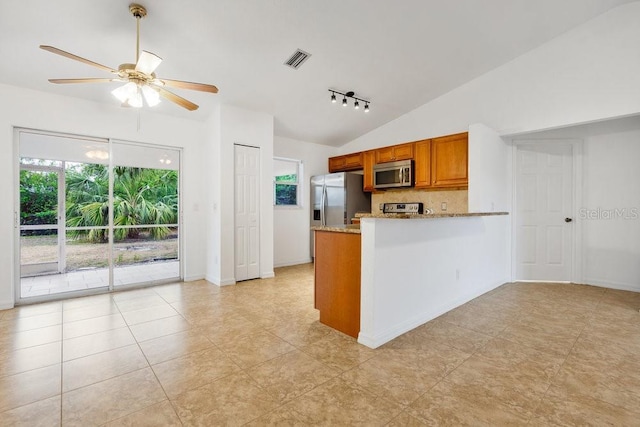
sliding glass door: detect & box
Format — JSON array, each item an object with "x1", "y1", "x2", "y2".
[
  {"x1": 111, "y1": 141, "x2": 180, "y2": 288},
  {"x1": 16, "y1": 130, "x2": 181, "y2": 303}
]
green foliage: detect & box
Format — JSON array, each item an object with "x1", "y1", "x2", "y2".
[
  {"x1": 21, "y1": 162, "x2": 179, "y2": 243},
  {"x1": 20, "y1": 170, "x2": 58, "y2": 226},
  {"x1": 275, "y1": 174, "x2": 297, "y2": 183},
  {"x1": 67, "y1": 165, "x2": 178, "y2": 241}
]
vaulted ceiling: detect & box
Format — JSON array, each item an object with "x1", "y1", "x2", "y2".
[{"x1": 0, "y1": 0, "x2": 633, "y2": 146}]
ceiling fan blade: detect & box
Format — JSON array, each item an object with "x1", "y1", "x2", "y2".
[
  {"x1": 40, "y1": 45, "x2": 116, "y2": 73},
  {"x1": 135, "y1": 50, "x2": 163, "y2": 75},
  {"x1": 48, "y1": 78, "x2": 116, "y2": 84},
  {"x1": 157, "y1": 87, "x2": 199, "y2": 111},
  {"x1": 156, "y1": 78, "x2": 218, "y2": 94}
]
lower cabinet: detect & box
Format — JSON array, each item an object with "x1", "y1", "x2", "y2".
[{"x1": 314, "y1": 230, "x2": 361, "y2": 338}]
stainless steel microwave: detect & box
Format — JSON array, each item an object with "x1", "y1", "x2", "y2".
[{"x1": 373, "y1": 160, "x2": 414, "y2": 189}]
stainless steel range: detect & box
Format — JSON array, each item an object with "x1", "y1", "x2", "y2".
[{"x1": 382, "y1": 202, "x2": 424, "y2": 214}]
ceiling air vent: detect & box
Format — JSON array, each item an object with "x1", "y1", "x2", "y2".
[{"x1": 284, "y1": 49, "x2": 311, "y2": 69}]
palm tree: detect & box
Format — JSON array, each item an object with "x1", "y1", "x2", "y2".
[{"x1": 65, "y1": 164, "x2": 178, "y2": 242}]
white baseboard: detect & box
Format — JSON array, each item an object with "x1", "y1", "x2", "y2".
[
  {"x1": 358, "y1": 280, "x2": 506, "y2": 349},
  {"x1": 0, "y1": 300, "x2": 14, "y2": 310},
  {"x1": 183, "y1": 274, "x2": 205, "y2": 282},
  {"x1": 204, "y1": 274, "x2": 236, "y2": 287},
  {"x1": 580, "y1": 278, "x2": 640, "y2": 293},
  {"x1": 261, "y1": 271, "x2": 275, "y2": 279},
  {"x1": 274, "y1": 258, "x2": 312, "y2": 268}
]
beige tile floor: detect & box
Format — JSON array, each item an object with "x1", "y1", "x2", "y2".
[{"x1": 1, "y1": 263, "x2": 640, "y2": 425}]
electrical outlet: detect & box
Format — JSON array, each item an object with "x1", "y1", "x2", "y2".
[{"x1": 441, "y1": 202, "x2": 447, "y2": 211}]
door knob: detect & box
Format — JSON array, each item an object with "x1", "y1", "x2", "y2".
[{"x1": 565, "y1": 217, "x2": 573, "y2": 223}]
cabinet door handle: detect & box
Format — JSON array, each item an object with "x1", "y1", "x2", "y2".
[{"x1": 565, "y1": 217, "x2": 573, "y2": 223}]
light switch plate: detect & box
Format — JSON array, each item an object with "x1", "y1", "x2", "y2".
[{"x1": 441, "y1": 202, "x2": 447, "y2": 211}]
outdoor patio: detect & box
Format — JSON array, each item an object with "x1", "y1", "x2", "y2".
[{"x1": 20, "y1": 260, "x2": 180, "y2": 298}]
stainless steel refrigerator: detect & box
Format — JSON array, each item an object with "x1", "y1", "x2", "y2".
[{"x1": 310, "y1": 172, "x2": 371, "y2": 258}]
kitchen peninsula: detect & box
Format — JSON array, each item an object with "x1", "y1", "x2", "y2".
[{"x1": 312, "y1": 211, "x2": 509, "y2": 348}]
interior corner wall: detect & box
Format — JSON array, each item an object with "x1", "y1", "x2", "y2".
[
  {"x1": 0, "y1": 83, "x2": 208, "y2": 309},
  {"x1": 209, "y1": 105, "x2": 274, "y2": 285},
  {"x1": 338, "y1": 1, "x2": 640, "y2": 154},
  {"x1": 273, "y1": 136, "x2": 338, "y2": 267},
  {"x1": 581, "y1": 126, "x2": 640, "y2": 291},
  {"x1": 204, "y1": 106, "x2": 222, "y2": 284}
]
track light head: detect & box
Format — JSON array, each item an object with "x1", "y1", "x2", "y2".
[{"x1": 328, "y1": 89, "x2": 370, "y2": 113}]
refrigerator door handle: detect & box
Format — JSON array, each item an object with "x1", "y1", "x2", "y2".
[{"x1": 321, "y1": 184, "x2": 326, "y2": 226}]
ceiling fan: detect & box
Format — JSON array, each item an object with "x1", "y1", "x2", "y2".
[{"x1": 40, "y1": 3, "x2": 218, "y2": 111}]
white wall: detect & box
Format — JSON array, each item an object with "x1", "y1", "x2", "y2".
[
  {"x1": 0, "y1": 83, "x2": 208, "y2": 308},
  {"x1": 468, "y1": 123, "x2": 512, "y2": 213},
  {"x1": 339, "y1": 2, "x2": 640, "y2": 153},
  {"x1": 359, "y1": 215, "x2": 510, "y2": 348},
  {"x1": 273, "y1": 136, "x2": 337, "y2": 267},
  {"x1": 205, "y1": 105, "x2": 275, "y2": 285},
  {"x1": 582, "y1": 127, "x2": 640, "y2": 291}
]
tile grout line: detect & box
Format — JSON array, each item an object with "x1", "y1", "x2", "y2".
[{"x1": 525, "y1": 297, "x2": 600, "y2": 425}]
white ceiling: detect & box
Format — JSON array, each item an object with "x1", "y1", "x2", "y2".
[{"x1": 0, "y1": 0, "x2": 633, "y2": 146}]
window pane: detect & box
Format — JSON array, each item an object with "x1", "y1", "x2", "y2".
[
  {"x1": 275, "y1": 184, "x2": 297, "y2": 205},
  {"x1": 275, "y1": 173, "x2": 297, "y2": 183}
]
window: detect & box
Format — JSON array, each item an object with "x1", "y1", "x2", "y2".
[{"x1": 274, "y1": 157, "x2": 302, "y2": 206}]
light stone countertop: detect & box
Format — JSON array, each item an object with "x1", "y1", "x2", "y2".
[
  {"x1": 357, "y1": 211, "x2": 509, "y2": 219},
  {"x1": 312, "y1": 212, "x2": 509, "y2": 234},
  {"x1": 311, "y1": 225, "x2": 362, "y2": 234}
]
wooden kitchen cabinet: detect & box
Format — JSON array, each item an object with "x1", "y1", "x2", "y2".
[
  {"x1": 375, "y1": 142, "x2": 414, "y2": 164},
  {"x1": 314, "y1": 230, "x2": 361, "y2": 338},
  {"x1": 431, "y1": 132, "x2": 468, "y2": 187},
  {"x1": 362, "y1": 150, "x2": 375, "y2": 192},
  {"x1": 328, "y1": 152, "x2": 364, "y2": 172},
  {"x1": 413, "y1": 139, "x2": 432, "y2": 188}
]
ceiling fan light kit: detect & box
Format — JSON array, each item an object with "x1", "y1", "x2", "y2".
[
  {"x1": 329, "y1": 89, "x2": 370, "y2": 113},
  {"x1": 40, "y1": 3, "x2": 218, "y2": 111}
]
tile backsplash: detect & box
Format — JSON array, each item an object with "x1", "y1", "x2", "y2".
[{"x1": 371, "y1": 189, "x2": 468, "y2": 214}]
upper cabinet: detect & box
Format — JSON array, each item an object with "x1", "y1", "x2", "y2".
[
  {"x1": 362, "y1": 150, "x2": 375, "y2": 192},
  {"x1": 414, "y1": 139, "x2": 432, "y2": 188},
  {"x1": 328, "y1": 131, "x2": 468, "y2": 191},
  {"x1": 431, "y1": 132, "x2": 468, "y2": 187},
  {"x1": 328, "y1": 152, "x2": 364, "y2": 172},
  {"x1": 414, "y1": 133, "x2": 468, "y2": 189},
  {"x1": 375, "y1": 142, "x2": 414, "y2": 164}
]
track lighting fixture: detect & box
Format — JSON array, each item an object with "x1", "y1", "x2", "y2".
[{"x1": 329, "y1": 89, "x2": 370, "y2": 113}]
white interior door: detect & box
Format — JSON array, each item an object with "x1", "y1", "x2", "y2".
[
  {"x1": 515, "y1": 143, "x2": 573, "y2": 281},
  {"x1": 235, "y1": 144, "x2": 260, "y2": 281}
]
